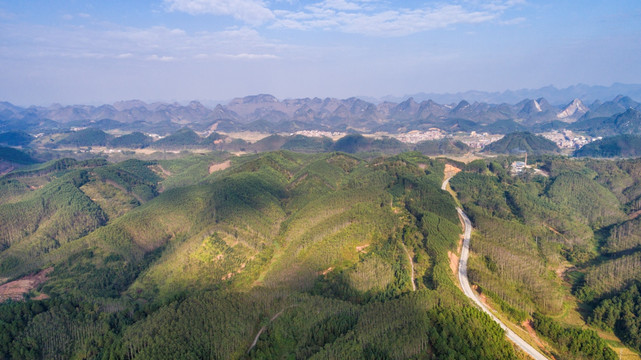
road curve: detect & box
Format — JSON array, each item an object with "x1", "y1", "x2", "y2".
[{"x1": 444, "y1": 176, "x2": 548, "y2": 360}]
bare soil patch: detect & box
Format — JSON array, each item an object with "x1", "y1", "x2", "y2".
[
  {"x1": 155, "y1": 164, "x2": 172, "y2": 177},
  {"x1": 0, "y1": 267, "x2": 53, "y2": 302},
  {"x1": 555, "y1": 263, "x2": 574, "y2": 280},
  {"x1": 320, "y1": 267, "x2": 334, "y2": 276},
  {"x1": 521, "y1": 319, "x2": 549, "y2": 353},
  {"x1": 356, "y1": 244, "x2": 370, "y2": 253},
  {"x1": 444, "y1": 164, "x2": 462, "y2": 179},
  {"x1": 629, "y1": 209, "x2": 641, "y2": 220},
  {"x1": 448, "y1": 251, "x2": 459, "y2": 277},
  {"x1": 209, "y1": 160, "x2": 231, "y2": 174}
]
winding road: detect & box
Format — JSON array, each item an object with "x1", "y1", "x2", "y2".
[{"x1": 443, "y1": 176, "x2": 548, "y2": 360}]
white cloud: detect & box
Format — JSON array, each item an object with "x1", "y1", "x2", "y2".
[
  {"x1": 0, "y1": 22, "x2": 287, "y2": 63},
  {"x1": 163, "y1": 0, "x2": 524, "y2": 36},
  {"x1": 192, "y1": 52, "x2": 279, "y2": 60},
  {"x1": 319, "y1": 0, "x2": 362, "y2": 11},
  {"x1": 500, "y1": 17, "x2": 525, "y2": 25},
  {"x1": 147, "y1": 54, "x2": 176, "y2": 61},
  {"x1": 219, "y1": 53, "x2": 279, "y2": 59},
  {"x1": 274, "y1": 4, "x2": 500, "y2": 36},
  {"x1": 165, "y1": 0, "x2": 274, "y2": 25},
  {"x1": 480, "y1": 0, "x2": 526, "y2": 12}
]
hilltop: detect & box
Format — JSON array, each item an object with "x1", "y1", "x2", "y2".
[{"x1": 482, "y1": 132, "x2": 560, "y2": 154}]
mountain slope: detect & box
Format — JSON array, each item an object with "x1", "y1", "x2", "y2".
[
  {"x1": 0, "y1": 151, "x2": 527, "y2": 359},
  {"x1": 482, "y1": 132, "x2": 560, "y2": 154},
  {"x1": 575, "y1": 134, "x2": 641, "y2": 158}
]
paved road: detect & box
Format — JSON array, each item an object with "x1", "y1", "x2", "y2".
[{"x1": 444, "y1": 176, "x2": 548, "y2": 360}]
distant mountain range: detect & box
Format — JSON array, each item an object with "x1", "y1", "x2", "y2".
[
  {"x1": 1, "y1": 87, "x2": 640, "y2": 136},
  {"x1": 386, "y1": 83, "x2": 641, "y2": 105}
]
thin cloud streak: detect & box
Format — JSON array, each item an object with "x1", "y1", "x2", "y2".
[
  {"x1": 0, "y1": 22, "x2": 284, "y2": 62},
  {"x1": 273, "y1": 2, "x2": 512, "y2": 36},
  {"x1": 167, "y1": 0, "x2": 525, "y2": 36},
  {"x1": 164, "y1": 0, "x2": 275, "y2": 25}
]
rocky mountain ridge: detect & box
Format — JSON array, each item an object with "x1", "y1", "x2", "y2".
[{"x1": 1, "y1": 93, "x2": 639, "y2": 135}]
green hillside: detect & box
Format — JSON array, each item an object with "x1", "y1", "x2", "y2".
[
  {"x1": 414, "y1": 138, "x2": 469, "y2": 155},
  {"x1": 56, "y1": 128, "x2": 112, "y2": 147},
  {"x1": 0, "y1": 159, "x2": 161, "y2": 277},
  {"x1": 151, "y1": 127, "x2": 203, "y2": 148},
  {"x1": 332, "y1": 134, "x2": 407, "y2": 154},
  {"x1": 109, "y1": 132, "x2": 153, "y2": 148},
  {"x1": 0, "y1": 151, "x2": 520, "y2": 359},
  {"x1": 482, "y1": 131, "x2": 560, "y2": 154},
  {"x1": 451, "y1": 156, "x2": 641, "y2": 356},
  {"x1": 0, "y1": 146, "x2": 38, "y2": 165},
  {"x1": 281, "y1": 134, "x2": 333, "y2": 153},
  {"x1": 0, "y1": 131, "x2": 34, "y2": 147},
  {"x1": 575, "y1": 134, "x2": 641, "y2": 158},
  {"x1": 4, "y1": 151, "x2": 641, "y2": 358}
]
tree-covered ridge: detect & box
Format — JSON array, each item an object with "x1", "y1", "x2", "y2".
[
  {"x1": 414, "y1": 138, "x2": 470, "y2": 156},
  {"x1": 109, "y1": 132, "x2": 153, "y2": 149},
  {"x1": 532, "y1": 313, "x2": 617, "y2": 360},
  {"x1": 0, "y1": 151, "x2": 521, "y2": 359},
  {"x1": 575, "y1": 134, "x2": 641, "y2": 158},
  {"x1": 482, "y1": 131, "x2": 560, "y2": 154},
  {"x1": 150, "y1": 127, "x2": 203, "y2": 149},
  {"x1": 55, "y1": 128, "x2": 112, "y2": 147},
  {"x1": 0, "y1": 146, "x2": 37, "y2": 165},
  {"x1": 590, "y1": 282, "x2": 641, "y2": 353},
  {"x1": 0, "y1": 158, "x2": 163, "y2": 278},
  {"x1": 7, "y1": 151, "x2": 641, "y2": 358},
  {"x1": 0, "y1": 131, "x2": 34, "y2": 147},
  {"x1": 450, "y1": 155, "x2": 641, "y2": 356}
]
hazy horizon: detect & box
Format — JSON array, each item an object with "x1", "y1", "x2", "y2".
[{"x1": 1, "y1": 1, "x2": 640, "y2": 105}]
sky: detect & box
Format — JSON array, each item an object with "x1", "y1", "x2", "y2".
[{"x1": 1, "y1": 0, "x2": 640, "y2": 105}]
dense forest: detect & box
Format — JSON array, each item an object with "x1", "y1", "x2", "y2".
[
  {"x1": 450, "y1": 155, "x2": 641, "y2": 357},
  {"x1": 3, "y1": 147, "x2": 641, "y2": 358},
  {"x1": 0, "y1": 151, "x2": 524, "y2": 359},
  {"x1": 481, "y1": 132, "x2": 560, "y2": 155},
  {"x1": 574, "y1": 134, "x2": 641, "y2": 158}
]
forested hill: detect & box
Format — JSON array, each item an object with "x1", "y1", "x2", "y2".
[
  {"x1": 0, "y1": 146, "x2": 38, "y2": 165},
  {"x1": 3, "y1": 150, "x2": 641, "y2": 358},
  {"x1": 0, "y1": 151, "x2": 518, "y2": 359},
  {"x1": 482, "y1": 131, "x2": 560, "y2": 154},
  {"x1": 574, "y1": 134, "x2": 641, "y2": 158},
  {"x1": 450, "y1": 156, "x2": 641, "y2": 359}
]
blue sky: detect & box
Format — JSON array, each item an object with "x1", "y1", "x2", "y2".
[{"x1": 1, "y1": 0, "x2": 640, "y2": 105}]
